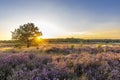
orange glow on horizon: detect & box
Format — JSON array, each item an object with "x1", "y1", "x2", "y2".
[{"x1": 0, "y1": 29, "x2": 120, "y2": 40}]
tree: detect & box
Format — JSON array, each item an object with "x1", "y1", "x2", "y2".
[{"x1": 11, "y1": 23, "x2": 42, "y2": 48}]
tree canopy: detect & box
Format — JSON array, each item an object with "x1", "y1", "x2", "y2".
[{"x1": 11, "y1": 23, "x2": 42, "y2": 48}]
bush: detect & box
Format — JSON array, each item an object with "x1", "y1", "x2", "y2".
[
  {"x1": 0, "y1": 53, "x2": 71, "y2": 80},
  {"x1": 74, "y1": 64, "x2": 83, "y2": 77},
  {"x1": 0, "y1": 52, "x2": 120, "y2": 80}
]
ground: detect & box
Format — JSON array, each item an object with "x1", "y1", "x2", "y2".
[{"x1": 0, "y1": 43, "x2": 120, "y2": 80}]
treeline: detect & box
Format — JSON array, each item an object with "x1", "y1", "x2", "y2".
[
  {"x1": 0, "y1": 40, "x2": 19, "y2": 47},
  {"x1": 0, "y1": 38, "x2": 120, "y2": 44},
  {"x1": 45, "y1": 38, "x2": 120, "y2": 44}
]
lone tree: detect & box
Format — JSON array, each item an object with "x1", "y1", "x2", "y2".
[{"x1": 11, "y1": 23, "x2": 42, "y2": 48}]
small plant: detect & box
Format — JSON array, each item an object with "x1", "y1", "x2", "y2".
[
  {"x1": 96, "y1": 44, "x2": 102, "y2": 53},
  {"x1": 97, "y1": 44, "x2": 102, "y2": 49},
  {"x1": 71, "y1": 44, "x2": 75, "y2": 49},
  {"x1": 103, "y1": 47, "x2": 107, "y2": 53},
  {"x1": 80, "y1": 41, "x2": 83, "y2": 48},
  {"x1": 66, "y1": 59, "x2": 74, "y2": 68}
]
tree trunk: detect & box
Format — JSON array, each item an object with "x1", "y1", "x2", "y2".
[
  {"x1": 27, "y1": 44, "x2": 30, "y2": 48},
  {"x1": 27, "y1": 40, "x2": 30, "y2": 48}
]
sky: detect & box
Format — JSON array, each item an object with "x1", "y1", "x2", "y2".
[{"x1": 0, "y1": 0, "x2": 120, "y2": 40}]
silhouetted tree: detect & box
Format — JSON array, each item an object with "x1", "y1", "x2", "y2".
[{"x1": 11, "y1": 23, "x2": 42, "y2": 48}]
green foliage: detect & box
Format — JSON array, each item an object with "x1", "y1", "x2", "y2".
[
  {"x1": 70, "y1": 44, "x2": 75, "y2": 49},
  {"x1": 97, "y1": 44, "x2": 102, "y2": 49},
  {"x1": 80, "y1": 41, "x2": 83, "y2": 48},
  {"x1": 11, "y1": 23, "x2": 42, "y2": 48},
  {"x1": 103, "y1": 47, "x2": 107, "y2": 53}
]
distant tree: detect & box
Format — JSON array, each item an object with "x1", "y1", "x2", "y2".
[{"x1": 11, "y1": 23, "x2": 42, "y2": 48}]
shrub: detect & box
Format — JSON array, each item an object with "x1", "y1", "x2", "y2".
[
  {"x1": 0, "y1": 52, "x2": 120, "y2": 80},
  {"x1": 70, "y1": 44, "x2": 74, "y2": 49},
  {"x1": 74, "y1": 64, "x2": 83, "y2": 77},
  {"x1": 0, "y1": 53, "x2": 71, "y2": 80}
]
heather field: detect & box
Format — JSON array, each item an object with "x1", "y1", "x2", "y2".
[
  {"x1": 0, "y1": 43, "x2": 120, "y2": 80},
  {"x1": 1, "y1": 0, "x2": 120, "y2": 80}
]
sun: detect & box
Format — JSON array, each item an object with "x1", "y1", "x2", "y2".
[
  {"x1": 35, "y1": 36, "x2": 45, "y2": 44},
  {"x1": 36, "y1": 36, "x2": 43, "y2": 42},
  {"x1": 36, "y1": 36, "x2": 41, "y2": 40}
]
